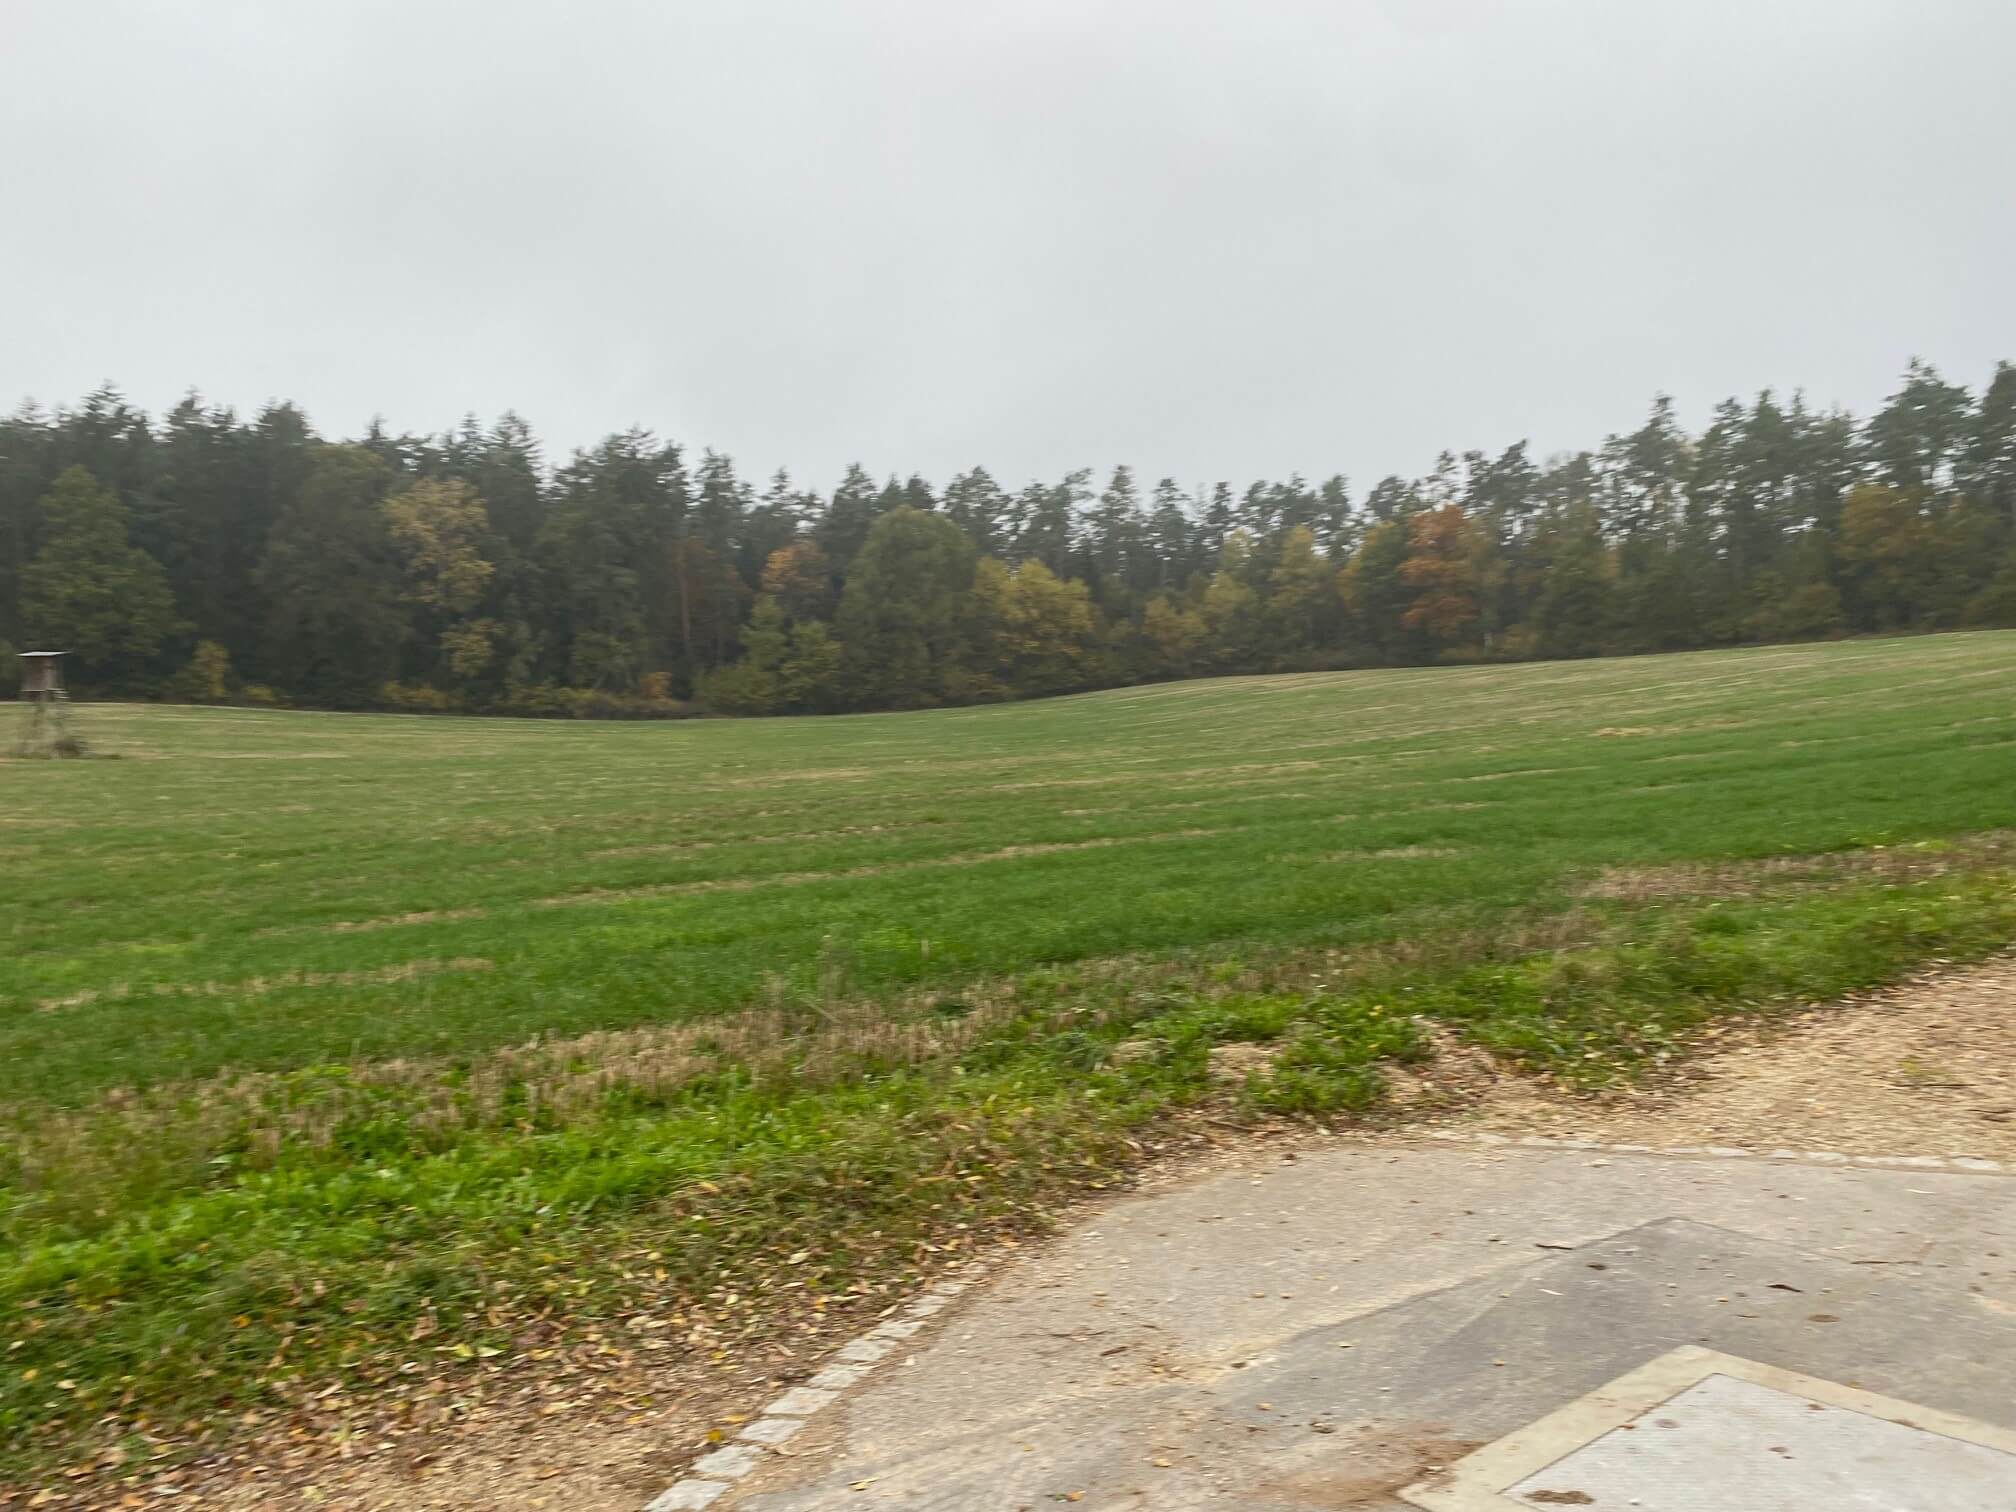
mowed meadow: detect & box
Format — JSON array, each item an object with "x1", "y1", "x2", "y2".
[{"x1": 5, "y1": 631, "x2": 2016, "y2": 1484}]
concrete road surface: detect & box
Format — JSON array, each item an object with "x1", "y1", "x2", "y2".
[{"x1": 723, "y1": 1138, "x2": 2016, "y2": 1510}]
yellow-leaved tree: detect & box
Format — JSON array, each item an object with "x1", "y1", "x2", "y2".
[{"x1": 381, "y1": 478, "x2": 497, "y2": 689}]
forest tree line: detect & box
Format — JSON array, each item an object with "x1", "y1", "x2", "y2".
[{"x1": 2, "y1": 358, "x2": 2013, "y2": 716}]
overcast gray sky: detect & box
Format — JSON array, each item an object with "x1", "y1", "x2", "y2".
[{"x1": 4, "y1": 1, "x2": 2012, "y2": 492}]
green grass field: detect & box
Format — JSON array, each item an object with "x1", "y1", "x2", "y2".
[{"x1": 5, "y1": 632, "x2": 2016, "y2": 1481}]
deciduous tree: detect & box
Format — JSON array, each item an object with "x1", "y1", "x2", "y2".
[
  {"x1": 836, "y1": 507, "x2": 977, "y2": 708},
  {"x1": 21, "y1": 466, "x2": 180, "y2": 687},
  {"x1": 1398, "y1": 504, "x2": 1482, "y2": 650}
]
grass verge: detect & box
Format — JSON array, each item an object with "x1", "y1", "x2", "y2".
[{"x1": 4, "y1": 862, "x2": 2014, "y2": 1489}]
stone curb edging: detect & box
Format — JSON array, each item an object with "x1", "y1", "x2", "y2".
[
  {"x1": 643, "y1": 1273, "x2": 978, "y2": 1510},
  {"x1": 1418, "y1": 1128, "x2": 2008, "y2": 1173}
]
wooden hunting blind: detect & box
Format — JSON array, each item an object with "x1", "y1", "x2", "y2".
[
  {"x1": 15, "y1": 650, "x2": 83, "y2": 757},
  {"x1": 19, "y1": 651, "x2": 65, "y2": 695}
]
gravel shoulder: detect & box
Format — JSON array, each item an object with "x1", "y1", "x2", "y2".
[{"x1": 1442, "y1": 952, "x2": 2016, "y2": 1162}]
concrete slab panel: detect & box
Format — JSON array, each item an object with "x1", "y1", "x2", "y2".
[
  {"x1": 1510, "y1": 1374, "x2": 2016, "y2": 1511},
  {"x1": 1405, "y1": 1348, "x2": 2016, "y2": 1511},
  {"x1": 732, "y1": 1145, "x2": 2016, "y2": 1511}
]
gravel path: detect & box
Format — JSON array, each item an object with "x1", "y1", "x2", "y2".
[{"x1": 1450, "y1": 953, "x2": 2016, "y2": 1162}]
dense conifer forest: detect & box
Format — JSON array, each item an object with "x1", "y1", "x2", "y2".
[{"x1": 3, "y1": 357, "x2": 2012, "y2": 715}]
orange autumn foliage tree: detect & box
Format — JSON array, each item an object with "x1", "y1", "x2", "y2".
[{"x1": 1398, "y1": 503, "x2": 1483, "y2": 649}]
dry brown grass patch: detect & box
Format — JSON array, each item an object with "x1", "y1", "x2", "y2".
[
  {"x1": 1580, "y1": 832, "x2": 2016, "y2": 903},
  {"x1": 33, "y1": 958, "x2": 493, "y2": 1013},
  {"x1": 258, "y1": 907, "x2": 489, "y2": 939}
]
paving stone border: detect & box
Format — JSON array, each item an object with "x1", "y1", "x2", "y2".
[{"x1": 642, "y1": 1274, "x2": 977, "y2": 1511}]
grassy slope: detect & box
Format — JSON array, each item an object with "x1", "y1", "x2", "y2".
[
  {"x1": 3, "y1": 632, "x2": 2016, "y2": 1480},
  {"x1": 7, "y1": 634, "x2": 2015, "y2": 1098}
]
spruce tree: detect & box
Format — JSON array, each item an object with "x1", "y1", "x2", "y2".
[{"x1": 255, "y1": 446, "x2": 406, "y2": 706}]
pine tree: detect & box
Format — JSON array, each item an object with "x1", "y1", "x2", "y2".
[
  {"x1": 688, "y1": 451, "x2": 753, "y2": 670},
  {"x1": 255, "y1": 446, "x2": 406, "y2": 706},
  {"x1": 149, "y1": 395, "x2": 259, "y2": 655},
  {"x1": 817, "y1": 463, "x2": 881, "y2": 572},
  {"x1": 1962, "y1": 361, "x2": 2016, "y2": 530},
  {"x1": 944, "y1": 467, "x2": 1010, "y2": 556},
  {"x1": 1600, "y1": 399, "x2": 1685, "y2": 543},
  {"x1": 1197, "y1": 483, "x2": 1235, "y2": 560},
  {"x1": 1866, "y1": 359, "x2": 1974, "y2": 495},
  {"x1": 543, "y1": 430, "x2": 686, "y2": 685},
  {"x1": 1313, "y1": 474, "x2": 1355, "y2": 555},
  {"x1": 1088, "y1": 465, "x2": 1144, "y2": 584},
  {"x1": 467, "y1": 412, "x2": 546, "y2": 547},
  {"x1": 1014, "y1": 472, "x2": 1082, "y2": 575},
  {"x1": 1147, "y1": 480, "x2": 1196, "y2": 584},
  {"x1": 1529, "y1": 502, "x2": 1615, "y2": 657},
  {"x1": 743, "y1": 470, "x2": 809, "y2": 588},
  {"x1": 1363, "y1": 475, "x2": 1415, "y2": 523}
]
